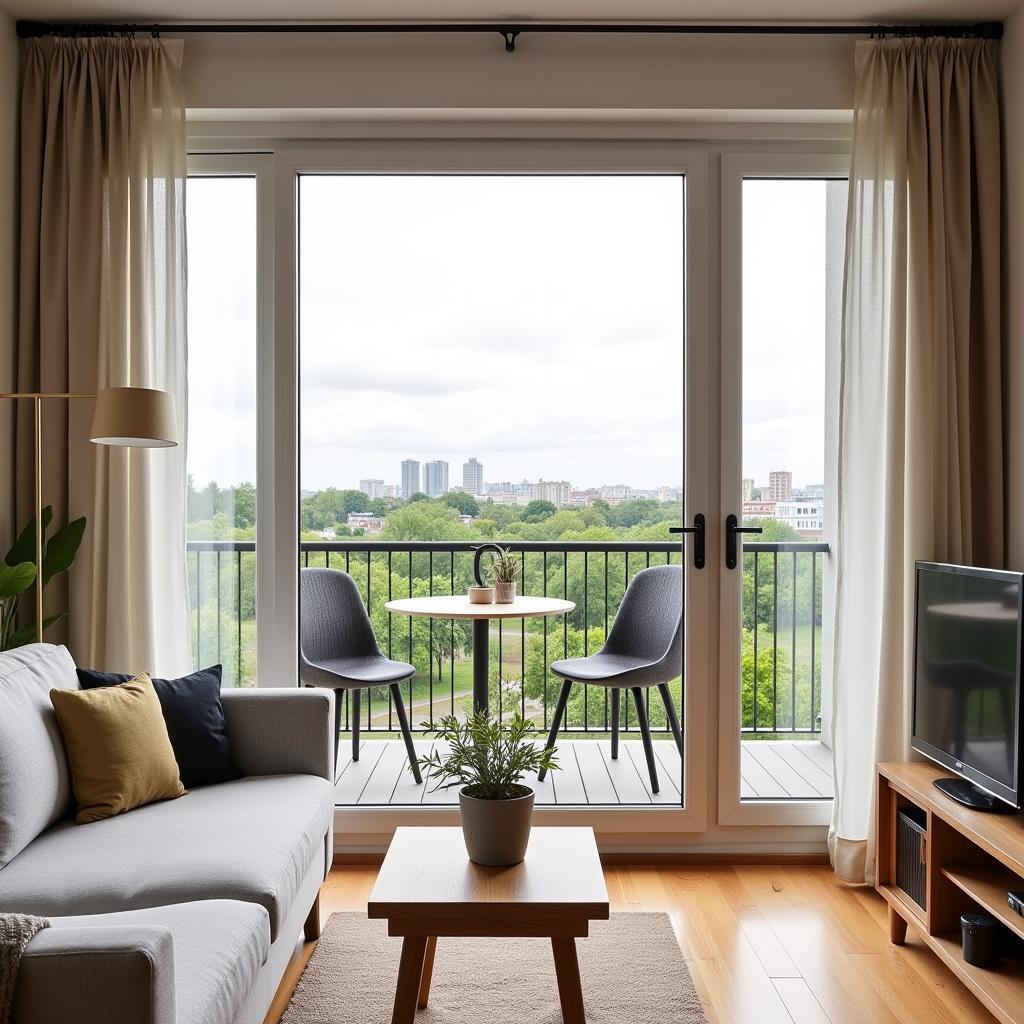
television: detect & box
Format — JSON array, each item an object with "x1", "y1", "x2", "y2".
[{"x1": 912, "y1": 562, "x2": 1024, "y2": 811}]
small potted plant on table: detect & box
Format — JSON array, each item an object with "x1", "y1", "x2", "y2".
[
  {"x1": 483, "y1": 546, "x2": 521, "y2": 604},
  {"x1": 416, "y1": 711, "x2": 558, "y2": 866}
]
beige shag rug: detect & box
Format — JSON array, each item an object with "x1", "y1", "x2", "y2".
[{"x1": 282, "y1": 911, "x2": 707, "y2": 1023}]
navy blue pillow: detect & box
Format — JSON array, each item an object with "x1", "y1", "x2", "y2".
[{"x1": 76, "y1": 665, "x2": 242, "y2": 789}]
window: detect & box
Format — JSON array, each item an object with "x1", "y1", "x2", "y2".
[{"x1": 185, "y1": 174, "x2": 258, "y2": 686}]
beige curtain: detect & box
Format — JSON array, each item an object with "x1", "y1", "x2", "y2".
[
  {"x1": 829, "y1": 37, "x2": 1003, "y2": 883},
  {"x1": 18, "y1": 37, "x2": 191, "y2": 675}
]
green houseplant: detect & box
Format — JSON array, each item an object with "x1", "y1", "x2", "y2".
[
  {"x1": 482, "y1": 545, "x2": 521, "y2": 604},
  {"x1": 416, "y1": 711, "x2": 558, "y2": 865},
  {"x1": 0, "y1": 507, "x2": 87, "y2": 650}
]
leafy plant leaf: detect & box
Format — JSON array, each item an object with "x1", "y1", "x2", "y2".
[
  {"x1": 5, "y1": 506, "x2": 53, "y2": 567},
  {"x1": 42, "y1": 517, "x2": 86, "y2": 584},
  {"x1": 0, "y1": 560, "x2": 37, "y2": 599}
]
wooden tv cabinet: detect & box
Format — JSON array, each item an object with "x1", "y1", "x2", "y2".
[{"x1": 877, "y1": 762, "x2": 1024, "y2": 1024}]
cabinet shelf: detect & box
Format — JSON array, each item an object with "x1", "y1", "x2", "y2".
[{"x1": 942, "y1": 865, "x2": 1024, "y2": 944}]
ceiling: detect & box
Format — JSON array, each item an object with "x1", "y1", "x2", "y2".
[{"x1": 5, "y1": 0, "x2": 1020, "y2": 22}]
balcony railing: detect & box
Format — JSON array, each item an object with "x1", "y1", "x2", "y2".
[{"x1": 187, "y1": 539, "x2": 827, "y2": 737}]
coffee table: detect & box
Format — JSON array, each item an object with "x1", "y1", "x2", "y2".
[{"x1": 368, "y1": 826, "x2": 609, "y2": 1024}]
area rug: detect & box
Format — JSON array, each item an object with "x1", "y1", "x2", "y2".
[{"x1": 281, "y1": 911, "x2": 707, "y2": 1023}]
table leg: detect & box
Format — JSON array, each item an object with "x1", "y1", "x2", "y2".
[
  {"x1": 551, "y1": 937, "x2": 586, "y2": 1024},
  {"x1": 417, "y1": 936, "x2": 437, "y2": 1009},
  {"x1": 472, "y1": 618, "x2": 490, "y2": 713},
  {"x1": 391, "y1": 936, "x2": 428, "y2": 1024}
]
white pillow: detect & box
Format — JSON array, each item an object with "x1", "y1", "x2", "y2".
[{"x1": 0, "y1": 645, "x2": 79, "y2": 866}]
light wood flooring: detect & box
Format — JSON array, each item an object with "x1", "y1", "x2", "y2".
[
  {"x1": 265, "y1": 863, "x2": 995, "y2": 1024},
  {"x1": 333, "y1": 738, "x2": 834, "y2": 806}
]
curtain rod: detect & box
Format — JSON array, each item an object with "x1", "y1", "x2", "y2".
[{"x1": 15, "y1": 20, "x2": 1005, "y2": 52}]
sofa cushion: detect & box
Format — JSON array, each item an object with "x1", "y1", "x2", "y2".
[
  {"x1": 77, "y1": 665, "x2": 243, "y2": 789},
  {"x1": 0, "y1": 774, "x2": 333, "y2": 941},
  {"x1": 0, "y1": 644, "x2": 79, "y2": 867},
  {"x1": 51, "y1": 673, "x2": 187, "y2": 823},
  {"x1": 20, "y1": 900, "x2": 270, "y2": 1024}
]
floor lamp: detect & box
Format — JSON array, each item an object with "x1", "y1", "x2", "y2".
[{"x1": 1, "y1": 386, "x2": 177, "y2": 642}]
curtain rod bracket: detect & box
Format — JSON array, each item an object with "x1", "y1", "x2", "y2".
[{"x1": 500, "y1": 29, "x2": 520, "y2": 52}]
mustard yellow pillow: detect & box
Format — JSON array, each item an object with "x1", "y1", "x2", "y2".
[{"x1": 50, "y1": 672, "x2": 185, "y2": 824}]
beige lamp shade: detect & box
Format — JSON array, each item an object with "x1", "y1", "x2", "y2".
[{"x1": 90, "y1": 387, "x2": 178, "y2": 448}]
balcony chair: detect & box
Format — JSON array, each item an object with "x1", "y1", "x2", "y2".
[
  {"x1": 538, "y1": 564, "x2": 683, "y2": 794},
  {"x1": 299, "y1": 567, "x2": 422, "y2": 784}
]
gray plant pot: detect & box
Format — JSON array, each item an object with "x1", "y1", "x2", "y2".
[{"x1": 458, "y1": 785, "x2": 535, "y2": 866}]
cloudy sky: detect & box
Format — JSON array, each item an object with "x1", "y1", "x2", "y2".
[{"x1": 186, "y1": 173, "x2": 830, "y2": 496}]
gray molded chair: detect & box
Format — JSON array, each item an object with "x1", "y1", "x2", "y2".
[
  {"x1": 299, "y1": 567, "x2": 422, "y2": 784},
  {"x1": 538, "y1": 564, "x2": 683, "y2": 794}
]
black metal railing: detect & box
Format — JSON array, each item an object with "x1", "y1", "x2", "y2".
[{"x1": 186, "y1": 539, "x2": 827, "y2": 737}]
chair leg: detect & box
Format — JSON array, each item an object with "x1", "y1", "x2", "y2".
[
  {"x1": 391, "y1": 683, "x2": 423, "y2": 784},
  {"x1": 539, "y1": 680, "x2": 573, "y2": 782},
  {"x1": 631, "y1": 687, "x2": 659, "y2": 794},
  {"x1": 351, "y1": 689, "x2": 361, "y2": 763},
  {"x1": 610, "y1": 688, "x2": 620, "y2": 760},
  {"x1": 332, "y1": 687, "x2": 344, "y2": 778},
  {"x1": 658, "y1": 682, "x2": 684, "y2": 759}
]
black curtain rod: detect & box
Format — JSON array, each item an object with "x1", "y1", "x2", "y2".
[{"x1": 15, "y1": 20, "x2": 1005, "y2": 52}]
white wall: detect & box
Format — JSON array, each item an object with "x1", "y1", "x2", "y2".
[
  {"x1": 0, "y1": 5, "x2": 16, "y2": 544},
  {"x1": 181, "y1": 31, "x2": 855, "y2": 119},
  {"x1": 1005, "y1": 3, "x2": 1024, "y2": 569}
]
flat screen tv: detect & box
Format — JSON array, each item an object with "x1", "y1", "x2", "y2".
[{"x1": 912, "y1": 562, "x2": 1024, "y2": 811}]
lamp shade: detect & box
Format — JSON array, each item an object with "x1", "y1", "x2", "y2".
[{"x1": 90, "y1": 387, "x2": 178, "y2": 448}]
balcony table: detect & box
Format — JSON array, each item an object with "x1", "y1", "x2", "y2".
[
  {"x1": 383, "y1": 594, "x2": 575, "y2": 714},
  {"x1": 368, "y1": 826, "x2": 608, "y2": 1024}
]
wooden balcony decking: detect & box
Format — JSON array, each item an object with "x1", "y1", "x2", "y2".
[{"x1": 333, "y1": 737, "x2": 833, "y2": 807}]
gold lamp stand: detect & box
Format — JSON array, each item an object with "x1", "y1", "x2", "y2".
[{"x1": 1, "y1": 387, "x2": 177, "y2": 643}]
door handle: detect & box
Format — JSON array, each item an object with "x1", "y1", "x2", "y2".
[
  {"x1": 669, "y1": 513, "x2": 705, "y2": 570},
  {"x1": 725, "y1": 513, "x2": 761, "y2": 570}
]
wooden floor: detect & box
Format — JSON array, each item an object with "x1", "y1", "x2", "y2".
[
  {"x1": 333, "y1": 738, "x2": 834, "y2": 806},
  {"x1": 265, "y1": 863, "x2": 995, "y2": 1024}
]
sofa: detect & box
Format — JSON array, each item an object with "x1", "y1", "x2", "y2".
[{"x1": 0, "y1": 643, "x2": 335, "y2": 1024}]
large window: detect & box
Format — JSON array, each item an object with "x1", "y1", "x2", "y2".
[{"x1": 185, "y1": 174, "x2": 258, "y2": 686}]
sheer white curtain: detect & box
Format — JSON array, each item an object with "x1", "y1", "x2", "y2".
[
  {"x1": 829, "y1": 38, "x2": 1003, "y2": 883},
  {"x1": 19, "y1": 37, "x2": 191, "y2": 674}
]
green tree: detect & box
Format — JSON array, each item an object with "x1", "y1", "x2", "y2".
[
  {"x1": 522, "y1": 499, "x2": 556, "y2": 523},
  {"x1": 441, "y1": 491, "x2": 480, "y2": 517}
]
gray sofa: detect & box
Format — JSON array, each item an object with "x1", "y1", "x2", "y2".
[{"x1": 0, "y1": 643, "x2": 335, "y2": 1024}]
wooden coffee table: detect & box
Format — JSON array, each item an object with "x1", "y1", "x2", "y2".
[{"x1": 368, "y1": 826, "x2": 609, "y2": 1024}]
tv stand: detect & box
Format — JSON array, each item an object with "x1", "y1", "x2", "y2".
[
  {"x1": 934, "y1": 776, "x2": 1014, "y2": 812},
  {"x1": 877, "y1": 762, "x2": 1024, "y2": 1024}
]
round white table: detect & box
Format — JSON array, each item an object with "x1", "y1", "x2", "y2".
[{"x1": 384, "y1": 594, "x2": 575, "y2": 714}]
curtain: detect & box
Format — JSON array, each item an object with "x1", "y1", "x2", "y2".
[
  {"x1": 829, "y1": 37, "x2": 1003, "y2": 883},
  {"x1": 18, "y1": 37, "x2": 191, "y2": 675}
]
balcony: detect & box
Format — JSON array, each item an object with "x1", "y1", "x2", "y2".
[{"x1": 187, "y1": 538, "x2": 831, "y2": 806}]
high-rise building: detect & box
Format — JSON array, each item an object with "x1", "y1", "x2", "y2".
[
  {"x1": 401, "y1": 459, "x2": 421, "y2": 499},
  {"x1": 530, "y1": 479, "x2": 572, "y2": 507},
  {"x1": 359, "y1": 478, "x2": 385, "y2": 500},
  {"x1": 463, "y1": 457, "x2": 484, "y2": 495},
  {"x1": 767, "y1": 470, "x2": 792, "y2": 503},
  {"x1": 742, "y1": 477, "x2": 754, "y2": 503},
  {"x1": 424, "y1": 460, "x2": 449, "y2": 497}
]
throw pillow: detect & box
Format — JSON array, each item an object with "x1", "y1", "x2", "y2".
[
  {"x1": 50, "y1": 673, "x2": 186, "y2": 824},
  {"x1": 76, "y1": 665, "x2": 242, "y2": 789}
]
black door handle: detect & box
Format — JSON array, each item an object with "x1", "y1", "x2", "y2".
[
  {"x1": 669, "y1": 513, "x2": 705, "y2": 570},
  {"x1": 725, "y1": 513, "x2": 761, "y2": 570}
]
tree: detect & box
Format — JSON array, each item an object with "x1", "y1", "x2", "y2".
[
  {"x1": 409, "y1": 492, "x2": 429, "y2": 503},
  {"x1": 441, "y1": 491, "x2": 480, "y2": 517},
  {"x1": 379, "y1": 502, "x2": 471, "y2": 542},
  {"x1": 522, "y1": 499, "x2": 556, "y2": 523},
  {"x1": 233, "y1": 481, "x2": 256, "y2": 529}
]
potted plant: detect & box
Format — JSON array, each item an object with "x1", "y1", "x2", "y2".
[
  {"x1": 482, "y1": 546, "x2": 520, "y2": 604},
  {"x1": 416, "y1": 711, "x2": 558, "y2": 866}
]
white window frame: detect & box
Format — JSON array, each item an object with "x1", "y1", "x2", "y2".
[
  {"x1": 717, "y1": 152, "x2": 849, "y2": 828},
  {"x1": 187, "y1": 128, "x2": 852, "y2": 851}
]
